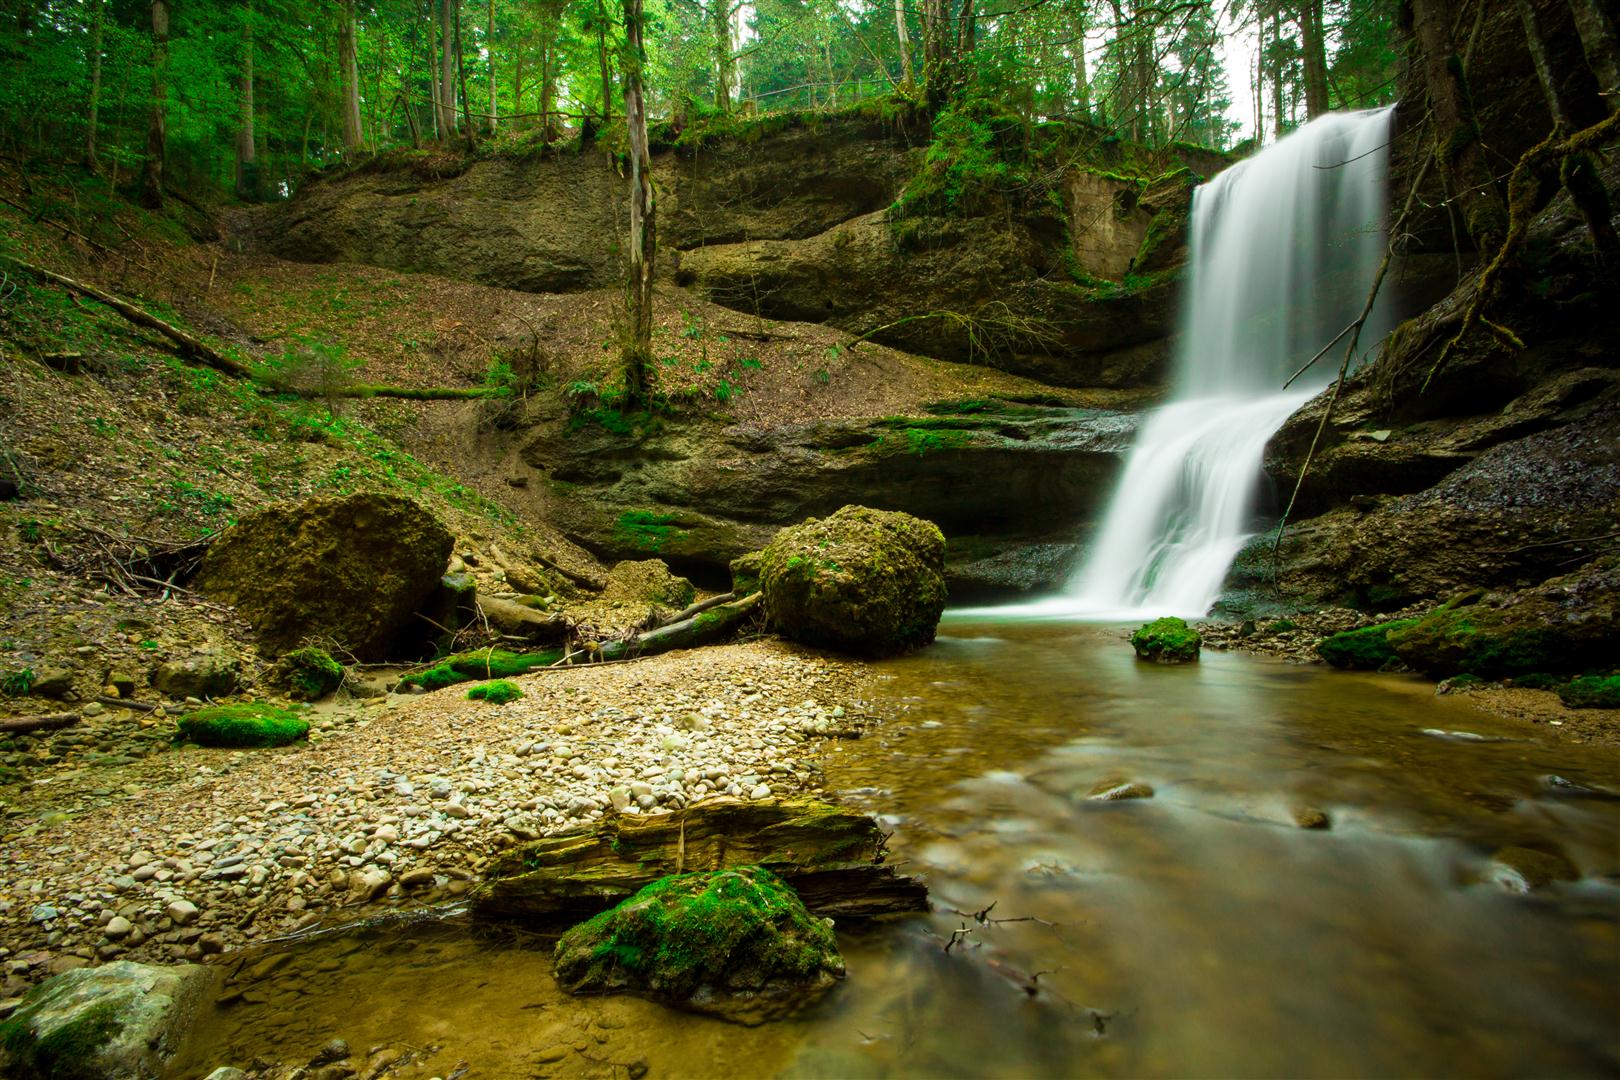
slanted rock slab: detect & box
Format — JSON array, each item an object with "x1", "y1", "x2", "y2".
[
  {"x1": 0, "y1": 961, "x2": 212, "y2": 1080},
  {"x1": 553, "y1": 866, "x2": 844, "y2": 1024},
  {"x1": 473, "y1": 797, "x2": 928, "y2": 922}
]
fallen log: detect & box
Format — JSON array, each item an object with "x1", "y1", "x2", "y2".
[
  {"x1": 254, "y1": 383, "x2": 506, "y2": 401},
  {"x1": 473, "y1": 797, "x2": 929, "y2": 922},
  {"x1": 8, "y1": 258, "x2": 254, "y2": 379},
  {"x1": 0, "y1": 712, "x2": 80, "y2": 734},
  {"x1": 593, "y1": 592, "x2": 760, "y2": 662}
]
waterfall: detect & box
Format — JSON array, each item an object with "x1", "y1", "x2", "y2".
[{"x1": 970, "y1": 107, "x2": 1396, "y2": 620}]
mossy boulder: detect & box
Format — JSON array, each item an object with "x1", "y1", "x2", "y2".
[
  {"x1": 552, "y1": 866, "x2": 845, "y2": 1024},
  {"x1": 760, "y1": 505, "x2": 946, "y2": 658},
  {"x1": 0, "y1": 961, "x2": 212, "y2": 1080},
  {"x1": 729, "y1": 551, "x2": 763, "y2": 597},
  {"x1": 398, "y1": 648, "x2": 562, "y2": 691},
  {"x1": 1130, "y1": 617, "x2": 1201, "y2": 663},
  {"x1": 1315, "y1": 619, "x2": 1418, "y2": 670},
  {"x1": 1388, "y1": 562, "x2": 1619, "y2": 679},
  {"x1": 194, "y1": 492, "x2": 454, "y2": 660},
  {"x1": 603, "y1": 559, "x2": 697, "y2": 609},
  {"x1": 466, "y1": 679, "x2": 523, "y2": 704},
  {"x1": 1559, "y1": 675, "x2": 1620, "y2": 709},
  {"x1": 175, "y1": 704, "x2": 309, "y2": 748},
  {"x1": 276, "y1": 647, "x2": 345, "y2": 701}
]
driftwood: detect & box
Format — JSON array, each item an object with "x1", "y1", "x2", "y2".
[
  {"x1": 9, "y1": 259, "x2": 255, "y2": 379},
  {"x1": 473, "y1": 797, "x2": 929, "y2": 922},
  {"x1": 0, "y1": 712, "x2": 79, "y2": 734},
  {"x1": 593, "y1": 592, "x2": 760, "y2": 663}
]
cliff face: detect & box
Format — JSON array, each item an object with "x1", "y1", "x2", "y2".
[{"x1": 236, "y1": 116, "x2": 1221, "y2": 389}]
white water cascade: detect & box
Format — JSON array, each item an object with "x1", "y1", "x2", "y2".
[{"x1": 977, "y1": 107, "x2": 1397, "y2": 621}]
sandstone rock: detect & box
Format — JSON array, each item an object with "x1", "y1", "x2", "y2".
[
  {"x1": 552, "y1": 866, "x2": 844, "y2": 1024},
  {"x1": 0, "y1": 961, "x2": 212, "y2": 1080},
  {"x1": 194, "y1": 493, "x2": 454, "y2": 660},
  {"x1": 760, "y1": 506, "x2": 946, "y2": 658},
  {"x1": 28, "y1": 667, "x2": 75, "y2": 699},
  {"x1": 603, "y1": 560, "x2": 696, "y2": 609},
  {"x1": 152, "y1": 652, "x2": 242, "y2": 699}
]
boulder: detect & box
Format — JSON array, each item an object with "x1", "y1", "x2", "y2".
[
  {"x1": 151, "y1": 652, "x2": 241, "y2": 699},
  {"x1": 475, "y1": 595, "x2": 570, "y2": 643},
  {"x1": 729, "y1": 551, "x2": 763, "y2": 597},
  {"x1": 1129, "y1": 617, "x2": 1201, "y2": 663},
  {"x1": 274, "y1": 647, "x2": 345, "y2": 701},
  {"x1": 760, "y1": 506, "x2": 946, "y2": 658},
  {"x1": 1315, "y1": 620, "x2": 1417, "y2": 670},
  {"x1": 552, "y1": 866, "x2": 845, "y2": 1024},
  {"x1": 194, "y1": 493, "x2": 454, "y2": 660},
  {"x1": 0, "y1": 961, "x2": 212, "y2": 1080},
  {"x1": 175, "y1": 704, "x2": 310, "y2": 748},
  {"x1": 603, "y1": 560, "x2": 696, "y2": 610}
]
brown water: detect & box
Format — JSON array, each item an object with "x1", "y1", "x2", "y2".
[{"x1": 170, "y1": 623, "x2": 1620, "y2": 1078}]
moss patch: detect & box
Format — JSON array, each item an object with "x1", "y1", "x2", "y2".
[
  {"x1": 1130, "y1": 617, "x2": 1201, "y2": 664},
  {"x1": 466, "y1": 679, "x2": 524, "y2": 705},
  {"x1": 400, "y1": 648, "x2": 563, "y2": 691},
  {"x1": 1559, "y1": 675, "x2": 1620, "y2": 709},
  {"x1": 278, "y1": 646, "x2": 345, "y2": 701},
  {"x1": 1388, "y1": 607, "x2": 1576, "y2": 679},
  {"x1": 553, "y1": 866, "x2": 843, "y2": 1023},
  {"x1": 1316, "y1": 620, "x2": 1418, "y2": 670},
  {"x1": 0, "y1": 998, "x2": 124, "y2": 1080},
  {"x1": 175, "y1": 704, "x2": 309, "y2": 748}
]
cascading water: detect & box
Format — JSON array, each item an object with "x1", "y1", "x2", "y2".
[{"x1": 981, "y1": 107, "x2": 1396, "y2": 620}]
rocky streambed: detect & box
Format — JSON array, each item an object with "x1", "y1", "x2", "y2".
[{"x1": 0, "y1": 642, "x2": 864, "y2": 1005}]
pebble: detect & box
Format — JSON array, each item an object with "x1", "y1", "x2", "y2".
[{"x1": 166, "y1": 900, "x2": 199, "y2": 926}]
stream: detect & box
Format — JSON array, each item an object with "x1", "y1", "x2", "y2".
[{"x1": 170, "y1": 622, "x2": 1620, "y2": 1078}]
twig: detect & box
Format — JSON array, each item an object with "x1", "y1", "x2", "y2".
[{"x1": 1282, "y1": 320, "x2": 1359, "y2": 390}]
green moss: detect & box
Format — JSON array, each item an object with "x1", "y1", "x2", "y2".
[
  {"x1": 613, "y1": 510, "x2": 688, "y2": 553},
  {"x1": 175, "y1": 703, "x2": 310, "y2": 748},
  {"x1": 1387, "y1": 607, "x2": 1574, "y2": 679},
  {"x1": 1130, "y1": 617, "x2": 1201, "y2": 664},
  {"x1": 1316, "y1": 619, "x2": 1418, "y2": 671},
  {"x1": 0, "y1": 998, "x2": 124, "y2": 1080},
  {"x1": 553, "y1": 866, "x2": 841, "y2": 1003},
  {"x1": 400, "y1": 648, "x2": 563, "y2": 691},
  {"x1": 466, "y1": 679, "x2": 524, "y2": 705},
  {"x1": 1559, "y1": 675, "x2": 1620, "y2": 709},
  {"x1": 1510, "y1": 672, "x2": 1566, "y2": 691},
  {"x1": 280, "y1": 646, "x2": 345, "y2": 701},
  {"x1": 1268, "y1": 618, "x2": 1298, "y2": 633}
]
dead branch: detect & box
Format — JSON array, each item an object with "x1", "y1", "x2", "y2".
[
  {"x1": 256, "y1": 383, "x2": 504, "y2": 401},
  {"x1": 0, "y1": 713, "x2": 79, "y2": 734}
]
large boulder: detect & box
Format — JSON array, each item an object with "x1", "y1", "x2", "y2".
[
  {"x1": 760, "y1": 505, "x2": 946, "y2": 657},
  {"x1": 552, "y1": 866, "x2": 845, "y2": 1025},
  {"x1": 603, "y1": 560, "x2": 696, "y2": 609},
  {"x1": 150, "y1": 651, "x2": 241, "y2": 699},
  {"x1": 194, "y1": 493, "x2": 453, "y2": 660},
  {"x1": 0, "y1": 961, "x2": 212, "y2": 1080}
]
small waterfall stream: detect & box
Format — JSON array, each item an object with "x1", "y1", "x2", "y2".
[{"x1": 984, "y1": 107, "x2": 1396, "y2": 619}]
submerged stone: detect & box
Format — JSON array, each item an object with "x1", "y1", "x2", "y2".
[
  {"x1": 1088, "y1": 778, "x2": 1155, "y2": 801},
  {"x1": 1129, "y1": 617, "x2": 1201, "y2": 663},
  {"x1": 0, "y1": 961, "x2": 211, "y2": 1080},
  {"x1": 1487, "y1": 846, "x2": 1579, "y2": 894},
  {"x1": 553, "y1": 866, "x2": 845, "y2": 1024},
  {"x1": 760, "y1": 505, "x2": 946, "y2": 658}
]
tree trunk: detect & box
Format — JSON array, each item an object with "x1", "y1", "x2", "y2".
[
  {"x1": 236, "y1": 1, "x2": 257, "y2": 198},
  {"x1": 340, "y1": 0, "x2": 364, "y2": 152},
  {"x1": 1298, "y1": 0, "x2": 1330, "y2": 117},
  {"x1": 454, "y1": 0, "x2": 475, "y2": 144},
  {"x1": 1270, "y1": 9, "x2": 1285, "y2": 141},
  {"x1": 921, "y1": 0, "x2": 950, "y2": 108},
  {"x1": 140, "y1": 0, "x2": 168, "y2": 209},
  {"x1": 1068, "y1": 3, "x2": 1089, "y2": 114},
  {"x1": 486, "y1": 0, "x2": 498, "y2": 133},
  {"x1": 621, "y1": 0, "x2": 655, "y2": 406},
  {"x1": 1411, "y1": 0, "x2": 1505, "y2": 249},
  {"x1": 710, "y1": 0, "x2": 735, "y2": 112},
  {"x1": 439, "y1": 0, "x2": 458, "y2": 137},
  {"x1": 85, "y1": 0, "x2": 104, "y2": 171},
  {"x1": 1565, "y1": 0, "x2": 1619, "y2": 114},
  {"x1": 597, "y1": 0, "x2": 613, "y2": 125},
  {"x1": 895, "y1": 0, "x2": 913, "y2": 86}
]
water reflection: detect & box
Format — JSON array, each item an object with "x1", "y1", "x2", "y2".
[{"x1": 173, "y1": 624, "x2": 1620, "y2": 1078}]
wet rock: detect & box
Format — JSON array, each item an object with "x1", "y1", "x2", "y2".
[
  {"x1": 1087, "y1": 778, "x2": 1155, "y2": 802},
  {"x1": 203, "y1": 1069, "x2": 247, "y2": 1080},
  {"x1": 761, "y1": 506, "x2": 946, "y2": 658},
  {"x1": 1291, "y1": 807, "x2": 1331, "y2": 830},
  {"x1": 1488, "y1": 845, "x2": 1579, "y2": 893},
  {"x1": 310, "y1": 1037, "x2": 350, "y2": 1065},
  {"x1": 152, "y1": 652, "x2": 242, "y2": 699},
  {"x1": 1539, "y1": 775, "x2": 1620, "y2": 801},
  {"x1": 194, "y1": 492, "x2": 454, "y2": 660},
  {"x1": 0, "y1": 961, "x2": 212, "y2": 1080},
  {"x1": 1129, "y1": 617, "x2": 1200, "y2": 664},
  {"x1": 552, "y1": 866, "x2": 845, "y2": 1024}
]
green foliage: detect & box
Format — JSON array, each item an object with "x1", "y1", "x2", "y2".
[
  {"x1": 1130, "y1": 617, "x2": 1201, "y2": 663},
  {"x1": 1316, "y1": 619, "x2": 1418, "y2": 671},
  {"x1": 1, "y1": 668, "x2": 37, "y2": 697},
  {"x1": 1387, "y1": 608, "x2": 1578, "y2": 680},
  {"x1": 467, "y1": 679, "x2": 525, "y2": 704},
  {"x1": 892, "y1": 97, "x2": 1031, "y2": 221},
  {"x1": 176, "y1": 704, "x2": 310, "y2": 749},
  {"x1": 1558, "y1": 676, "x2": 1620, "y2": 709},
  {"x1": 400, "y1": 649, "x2": 563, "y2": 691}
]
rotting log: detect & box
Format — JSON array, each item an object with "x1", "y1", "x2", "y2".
[
  {"x1": 473, "y1": 796, "x2": 929, "y2": 922},
  {"x1": 254, "y1": 384, "x2": 506, "y2": 401},
  {"x1": 593, "y1": 592, "x2": 760, "y2": 662},
  {"x1": 0, "y1": 713, "x2": 80, "y2": 734}
]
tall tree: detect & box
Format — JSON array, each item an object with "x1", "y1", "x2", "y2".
[
  {"x1": 1297, "y1": 0, "x2": 1329, "y2": 118},
  {"x1": 486, "y1": 0, "x2": 497, "y2": 132},
  {"x1": 895, "y1": 0, "x2": 913, "y2": 86},
  {"x1": 85, "y1": 0, "x2": 104, "y2": 170},
  {"x1": 341, "y1": 0, "x2": 365, "y2": 152},
  {"x1": 1564, "y1": 0, "x2": 1619, "y2": 114},
  {"x1": 438, "y1": 0, "x2": 458, "y2": 137},
  {"x1": 140, "y1": 0, "x2": 169, "y2": 208},
  {"x1": 1411, "y1": 0, "x2": 1503, "y2": 249},
  {"x1": 621, "y1": 0, "x2": 655, "y2": 405},
  {"x1": 236, "y1": 1, "x2": 258, "y2": 197}
]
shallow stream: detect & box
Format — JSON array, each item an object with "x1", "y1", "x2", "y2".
[{"x1": 171, "y1": 623, "x2": 1620, "y2": 1078}]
